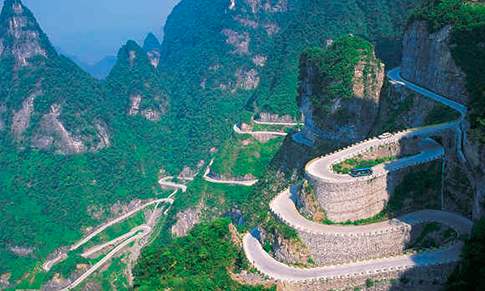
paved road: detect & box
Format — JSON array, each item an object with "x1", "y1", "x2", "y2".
[
  {"x1": 253, "y1": 119, "x2": 303, "y2": 126},
  {"x1": 306, "y1": 67, "x2": 466, "y2": 184},
  {"x1": 244, "y1": 233, "x2": 465, "y2": 282},
  {"x1": 62, "y1": 192, "x2": 176, "y2": 290},
  {"x1": 70, "y1": 198, "x2": 172, "y2": 251},
  {"x1": 244, "y1": 189, "x2": 472, "y2": 282},
  {"x1": 388, "y1": 68, "x2": 467, "y2": 116},
  {"x1": 62, "y1": 226, "x2": 152, "y2": 291},
  {"x1": 271, "y1": 189, "x2": 472, "y2": 236},
  {"x1": 81, "y1": 225, "x2": 151, "y2": 258},
  {"x1": 233, "y1": 124, "x2": 288, "y2": 137},
  {"x1": 306, "y1": 136, "x2": 445, "y2": 183},
  {"x1": 202, "y1": 159, "x2": 258, "y2": 186},
  {"x1": 243, "y1": 67, "x2": 472, "y2": 282},
  {"x1": 158, "y1": 177, "x2": 188, "y2": 192}
]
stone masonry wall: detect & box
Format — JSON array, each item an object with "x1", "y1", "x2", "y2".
[
  {"x1": 280, "y1": 263, "x2": 456, "y2": 291},
  {"x1": 309, "y1": 173, "x2": 391, "y2": 222},
  {"x1": 297, "y1": 224, "x2": 411, "y2": 266}
]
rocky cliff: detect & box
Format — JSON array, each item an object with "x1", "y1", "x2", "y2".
[
  {"x1": 297, "y1": 36, "x2": 385, "y2": 144},
  {"x1": 0, "y1": 0, "x2": 110, "y2": 154},
  {"x1": 400, "y1": 0, "x2": 485, "y2": 219},
  {"x1": 401, "y1": 21, "x2": 468, "y2": 104}
]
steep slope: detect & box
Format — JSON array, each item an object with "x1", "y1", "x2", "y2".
[
  {"x1": 0, "y1": 0, "x2": 109, "y2": 154},
  {"x1": 400, "y1": 0, "x2": 485, "y2": 219},
  {"x1": 297, "y1": 36, "x2": 385, "y2": 144},
  {"x1": 252, "y1": 0, "x2": 424, "y2": 119}
]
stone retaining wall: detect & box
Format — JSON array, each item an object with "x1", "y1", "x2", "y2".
[
  {"x1": 281, "y1": 263, "x2": 456, "y2": 291},
  {"x1": 307, "y1": 136, "x2": 444, "y2": 222},
  {"x1": 309, "y1": 173, "x2": 391, "y2": 222},
  {"x1": 296, "y1": 224, "x2": 411, "y2": 266}
]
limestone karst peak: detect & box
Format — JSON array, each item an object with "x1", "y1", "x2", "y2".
[
  {"x1": 0, "y1": 0, "x2": 56, "y2": 65},
  {"x1": 143, "y1": 32, "x2": 161, "y2": 52}
]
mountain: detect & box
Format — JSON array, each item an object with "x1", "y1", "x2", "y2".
[
  {"x1": 297, "y1": 36, "x2": 385, "y2": 144},
  {"x1": 0, "y1": 0, "x2": 109, "y2": 154},
  {"x1": 251, "y1": 0, "x2": 425, "y2": 120},
  {"x1": 106, "y1": 39, "x2": 168, "y2": 121}
]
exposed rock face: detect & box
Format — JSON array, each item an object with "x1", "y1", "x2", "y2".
[
  {"x1": 401, "y1": 20, "x2": 484, "y2": 219},
  {"x1": 32, "y1": 104, "x2": 86, "y2": 154},
  {"x1": 298, "y1": 39, "x2": 385, "y2": 144},
  {"x1": 236, "y1": 68, "x2": 260, "y2": 90},
  {"x1": 401, "y1": 21, "x2": 468, "y2": 104},
  {"x1": 0, "y1": 0, "x2": 51, "y2": 67},
  {"x1": 222, "y1": 29, "x2": 250, "y2": 55},
  {"x1": 11, "y1": 89, "x2": 40, "y2": 141},
  {"x1": 0, "y1": 0, "x2": 111, "y2": 154},
  {"x1": 257, "y1": 112, "x2": 296, "y2": 123},
  {"x1": 143, "y1": 32, "x2": 161, "y2": 68},
  {"x1": 171, "y1": 204, "x2": 203, "y2": 237}
]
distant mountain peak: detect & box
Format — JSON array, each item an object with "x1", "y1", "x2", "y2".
[
  {"x1": 143, "y1": 32, "x2": 161, "y2": 52},
  {"x1": 0, "y1": 0, "x2": 55, "y2": 66}
]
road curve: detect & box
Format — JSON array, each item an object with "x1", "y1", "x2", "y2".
[
  {"x1": 158, "y1": 177, "x2": 188, "y2": 192},
  {"x1": 271, "y1": 189, "x2": 472, "y2": 236},
  {"x1": 243, "y1": 67, "x2": 472, "y2": 283},
  {"x1": 233, "y1": 124, "x2": 288, "y2": 137},
  {"x1": 62, "y1": 226, "x2": 151, "y2": 291},
  {"x1": 253, "y1": 119, "x2": 303, "y2": 127},
  {"x1": 70, "y1": 198, "x2": 172, "y2": 251},
  {"x1": 202, "y1": 159, "x2": 259, "y2": 186},
  {"x1": 62, "y1": 193, "x2": 176, "y2": 290},
  {"x1": 243, "y1": 189, "x2": 472, "y2": 282},
  {"x1": 81, "y1": 225, "x2": 151, "y2": 258},
  {"x1": 243, "y1": 232, "x2": 465, "y2": 282},
  {"x1": 306, "y1": 137, "x2": 445, "y2": 184}
]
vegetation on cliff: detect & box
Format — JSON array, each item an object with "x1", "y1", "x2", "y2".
[
  {"x1": 253, "y1": 0, "x2": 424, "y2": 117},
  {"x1": 297, "y1": 35, "x2": 381, "y2": 128},
  {"x1": 413, "y1": 0, "x2": 485, "y2": 142}
]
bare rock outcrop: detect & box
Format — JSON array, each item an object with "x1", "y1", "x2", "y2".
[
  {"x1": 401, "y1": 19, "x2": 484, "y2": 219},
  {"x1": 401, "y1": 21, "x2": 468, "y2": 104},
  {"x1": 11, "y1": 89, "x2": 41, "y2": 141},
  {"x1": 222, "y1": 29, "x2": 250, "y2": 55},
  {"x1": 171, "y1": 203, "x2": 204, "y2": 237},
  {"x1": 298, "y1": 37, "x2": 384, "y2": 144},
  {"x1": 30, "y1": 104, "x2": 109, "y2": 154},
  {"x1": 0, "y1": 0, "x2": 51, "y2": 67}
]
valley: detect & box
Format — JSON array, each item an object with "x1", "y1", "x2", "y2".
[{"x1": 0, "y1": 0, "x2": 484, "y2": 290}]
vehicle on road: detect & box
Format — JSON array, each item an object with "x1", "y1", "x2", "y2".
[
  {"x1": 350, "y1": 168, "x2": 373, "y2": 177},
  {"x1": 378, "y1": 132, "x2": 393, "y2": 139}
]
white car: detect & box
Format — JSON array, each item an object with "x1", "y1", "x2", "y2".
[{"x1": 378, "y1": 132, "x2": 393, "y2": 139}]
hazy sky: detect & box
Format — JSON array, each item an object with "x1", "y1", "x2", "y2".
[{"x1": 1, "y1": 0, "x2": 180, "y2": 63}]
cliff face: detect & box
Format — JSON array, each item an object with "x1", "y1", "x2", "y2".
[
  {"x1": 401, "y1": 21, "x2": 468, "y2": 104},
  {"x1": 253, "y1": 0, "x2": 425, "y2": 118},
  {"x1": 298, "y1": 36, "x2": 385, "y2": 144},
  {"x1": 401, "y1": 17, "x2": 485, "y2": 219},
  {"x1": 0, "y1": 0, "x2": 110, "y2": 154}
]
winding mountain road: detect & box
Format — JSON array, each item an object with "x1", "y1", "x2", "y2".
[
  {"x1": 202, "y1": 159, "x2": 259, "y2": 186},
  {"x1": 61, "y1": 192, "x2": 176, "y2": 290},
  {"x1": 158, "y1": 177, "x2": 188, "y2": 192},
  {"x1": 233, "y1": 124, "x2": 288, "y2": 137},
  {"x1": 70, "y1": 198, "x2": 173, "y2": 251},
  {"x1": 243, "y1": 67, "x2": 472, "y2": 283},
  {"x1": 253, "y1": 120, "x2": 303, "y2": 127}
]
